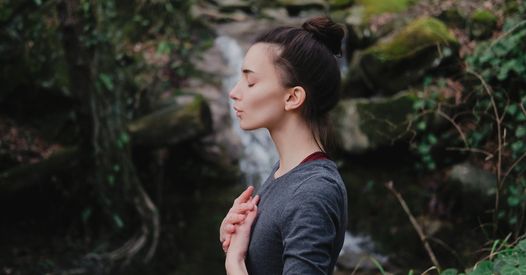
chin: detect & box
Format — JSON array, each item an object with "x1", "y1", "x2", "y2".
[{"x1": 239, "y1": 121, "x2": 263, "y2": 131}]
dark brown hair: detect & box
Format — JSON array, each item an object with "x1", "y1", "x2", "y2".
[{"x1": 254, "y1": 16, "x2": 344, "y2": 153}]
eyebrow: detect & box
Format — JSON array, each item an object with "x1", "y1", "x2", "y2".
[{"x1": 242, "y1": 68, "x2": 255, "y2": 74}]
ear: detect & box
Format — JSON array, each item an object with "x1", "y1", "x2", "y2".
[{"x1": 284, "y1": 86, "x2": 306, "y2": 111}]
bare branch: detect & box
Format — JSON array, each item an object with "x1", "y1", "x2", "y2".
[{"x1": 385, "y1": 181, "x2": 441, "y2": 271}]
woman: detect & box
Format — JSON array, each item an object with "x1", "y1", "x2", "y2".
[{"x1": 219, "y1": 16, "x2": 348, "y2": 275}]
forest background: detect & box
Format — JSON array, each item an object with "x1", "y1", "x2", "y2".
[{"x1": 0, "y1": 0, "x2": 525, "y2": 274}]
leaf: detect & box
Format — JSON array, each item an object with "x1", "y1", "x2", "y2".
[
  {"x1": 99, "y1": 73, "x2": 114, "y2": 91},
  {"x1": 82, "y1": 208, "x2": 92, "y2": 222},
  {"x1": 156, "y1": 41, "x2": 171, "y2": 55},
  {"x1": 507, "y1": 196, "x2": 520, "y2": 207},
  {"x1": 511, "y1": 141, "x2": 525, "y2": 152},
  {"x1": 441, "y1": 268, "x2": 458, "y2": 275},
  {"x1": 515, "y1": 126, "x2": 526, "y2": 138},
  {"x1": 507, "y1": 104, "x2": 518, "y2": 116},
  {"x1": 107, "y1": 174, "x2": 115, "y2": 187},
  {"x1": 113, "y1": 213, "x2": 124, "y2": 228},
  {"x1": 517, "y1": 239, "x2": 526, "y2": 252},
  {"x1": 469, "y1": 260, "x2": 493, "y2": 275},
  {"x1": 417, "y1": 121, "x2": 427, "y2": 130}
]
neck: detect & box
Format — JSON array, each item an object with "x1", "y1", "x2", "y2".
[{"x1": 269, "y1": 114, "x2": 322, "y2": 178}]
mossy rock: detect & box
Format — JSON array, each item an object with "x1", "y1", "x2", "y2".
[
  {"x1": 469, "y1": 9, "x2": 498, "y2": 39},
  {"x1": 214, "y1": 0, "x2": 252, "y2": 12},
  {"x1": 332, "y1": 90, "x2": 417, "y2": 153},
  {"x1": 366, "y1": 17, "x2": 457, "y2": 61},
  {"x1": 275, "y1": 0, "x2": 328, "y2": 9},
  {"x1": 356, "y1": 0, "x2": 416, "y2": 21},
  {"x1": 353, "y1": 17, "x2": 459, "y2": 94},
  {"x1": 328, "y1": 0, "x2": 353, "y2": 9}
]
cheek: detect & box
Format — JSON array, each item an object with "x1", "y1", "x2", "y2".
[{"x1": 244, "y1": 85, "x2": 284, "y2": 124}]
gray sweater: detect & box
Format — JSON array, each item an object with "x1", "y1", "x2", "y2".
[{"x1": 246, "y1": 159, "x2": 348, "y2": 275}]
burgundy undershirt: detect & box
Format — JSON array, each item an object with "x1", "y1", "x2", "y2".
[{"x1": 299, "y1": 151, "x2": 329, "y2": 164}]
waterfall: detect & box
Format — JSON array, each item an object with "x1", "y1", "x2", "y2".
[{"x1": 215, "y1": 36, "x2": 279, "y2": 187}]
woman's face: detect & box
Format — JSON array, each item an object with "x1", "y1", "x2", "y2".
[{"x1": 229, "y1": 43, "x2": 288, "y2": 131}]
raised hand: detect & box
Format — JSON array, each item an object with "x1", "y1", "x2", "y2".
[
  {"x1": 220, "y1": 186, "x2": 260, "y2": 252},
  {"x1": 225, "y1": 197, "x2": 259, "y2": 275}
]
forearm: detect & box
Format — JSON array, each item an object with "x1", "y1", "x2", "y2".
[{"x1": 225, "y1": 255, "x2": 248, "y2": 275}]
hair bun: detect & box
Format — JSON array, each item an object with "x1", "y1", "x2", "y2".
[{"x1": 302, "y1": 16, "x2": 345, "y2": 56}]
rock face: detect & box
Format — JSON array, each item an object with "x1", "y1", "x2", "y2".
[
  {"x1": 345, "y1": 17, "x2": 459, "y2": 96},
  {"x1": 332, "y1": 91, "x2": 417, "y2": 153}
]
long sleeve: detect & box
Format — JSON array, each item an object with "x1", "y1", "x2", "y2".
[{"x1": 279, "y1": 177, "x2": 344, "y2": 275}]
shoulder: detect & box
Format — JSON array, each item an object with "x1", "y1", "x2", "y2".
[
  {"x1": 279, "y1": 160, "x2": 347, "y2": 219},
  {"x1": 293, "y1": 159, "x2": 347, "y2": 200}
]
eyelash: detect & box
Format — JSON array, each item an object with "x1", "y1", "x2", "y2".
[{"x1": 248, "y1": 83, "x2": 255, "y2": 87}]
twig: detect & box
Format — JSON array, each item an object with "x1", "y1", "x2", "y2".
[
  {"x1": 436, "y1": 106, "x2": 469, "y2": 147},
  {"x1": 445, "y1": 147, "x2": 494, "y2": 160},
  {"x1": 501, "y1": 150, "x2": 526, "y2": 186},
  {"x1": 466, "y1": 69, "x2": 504, "y2": 235},
  {"x1": 350, "y1": 257, "x2": 366, "y2": 275},
  {"x1": 520, "y1": 100, "x2": 526, "y2": 117},
  {"x1": 385, "y1": 181, "x2": 441, "y2": 271},
  {"x1": 489, "y1": 20, "x2": 526, "y2": 49}
]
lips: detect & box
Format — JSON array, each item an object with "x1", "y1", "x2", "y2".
[{"x1": 233, "y1": 106, "x2": 243, "y2": 117}]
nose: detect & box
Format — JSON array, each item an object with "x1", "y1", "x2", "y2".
[{"x1": 229, "y1": 80, "x2": 241, "y2": 100}]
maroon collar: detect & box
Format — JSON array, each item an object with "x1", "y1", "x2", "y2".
[{"x1": 300, "y1": 151, "x2": 329, "y2": 164}]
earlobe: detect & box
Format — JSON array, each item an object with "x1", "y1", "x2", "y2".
[{"x1": 284, "y1": 86, "x2": 306, "y2": 111}]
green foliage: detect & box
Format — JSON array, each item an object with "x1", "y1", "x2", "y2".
[
  {"x1": 0, "y1": 0, "x2": 69, "y2": 96},
  {"x1": 410, "y1": 2, "x2": 526, "y2": 231},
  {"x1": 465, "y1": 10, "x2": 526, "y2": 228},
  {"x1": 439, "y1": 239, "x2": 526, "y2": 275}
]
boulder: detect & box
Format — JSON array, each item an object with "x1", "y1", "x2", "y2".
[
  {"x1": 213, "y1": 0, "x2": 252, "y2": 12},
  {"x1": 332, "y1": 90, "x2": 417, "y2": 153},
  {"x1": 345, "y1": 17, "x2": 459, "y2": 96},
  {"x1": 449, "y1": 162, "x2": 496, "y2": 197},
  {"x1": 128, "y1": 94, "x2": 212, "y2": 146},
  {"x1": 328, "y1": 0, "x2": 353, "y2": 9},
  {"x1": 469, "y1": 9, "x2": 498, "y2": 40},
  {"x1": 275, "y1": 0, "x2": 328, "y2": 13},
  {"x1": 355, "y1": 0, "x2": 415, "y2": 21}
]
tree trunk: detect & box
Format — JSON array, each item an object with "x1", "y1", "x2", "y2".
[{"x1": 57, "y1": 0, "x2": 159, "y2": 266}]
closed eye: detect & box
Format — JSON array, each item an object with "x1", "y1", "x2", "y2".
[{"x1": 248, "y1": 83, "x2": 255, "y2": 87}]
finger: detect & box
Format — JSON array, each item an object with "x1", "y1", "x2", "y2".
[
  {"x1": 230, "y1": 202, "x2": 254, "y2": 213},
  {"x1": 252, "y1": 195, "x2": 260, "y2": 205},
  {"x1": 234, "y1": 186, "x2": 254, "y2": 205},
  {"x1": 237, "y1": 206, "x2": 258, "y2": 234},
  {"x1": 226, "y1": 213, "x2": 246, "y2": 224},
  {"x1": 226, "y1": 223, "x2": 235, "y2": 233},
  {"x1": 223, "y1": 236, "x2": 231, "y2": 252}
]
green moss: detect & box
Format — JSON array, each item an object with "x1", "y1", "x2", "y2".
[
  {"x1": 356, "y1": 0, "x2": 415, "y2": 19},
  {"x1": 328, "y1": 0, "x2": 353, "y2": 8},
  {"x1": 471, "y1": 9, "x2": 498, "y2": 24},
  {"x1": 366, "y1": 17, "x2": 458, "y2": 61},
  {"x1": 356, "y1": 91, "x2": 417, "y2": 145}
]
